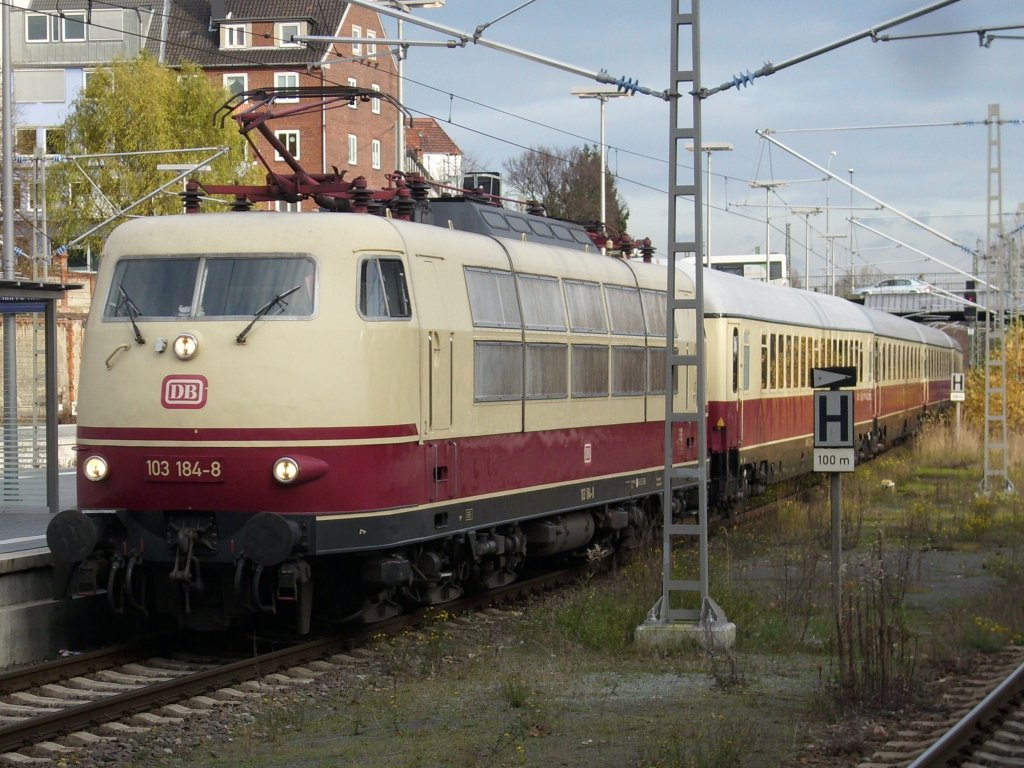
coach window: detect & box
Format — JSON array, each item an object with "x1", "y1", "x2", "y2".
[
  {"x1": 517, "y1": 274, "x2": 566, "y2": 330},
  {"x1": 760, "y1": 334, "x2": 768, "y2": 389},
  {"x1": 359, "y1": 258, "x2": 411, "y2": 319},
  {"x1": 606, "y1": 285, "x2": 645, "y2": 335},
  {"x1": 769, "y1": 333, "x2": 778, "y2": 389},
  {"x1": 564, "y1": 280, "x2": 608, "y2": 333},
  {"x1": 465, "y1": 267, "x2": 522, "y2": 328},
  {"x1": 742, "y1": 331, "x2": 751, "y2": 391}
]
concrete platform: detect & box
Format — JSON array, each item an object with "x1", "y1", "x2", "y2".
[{"x1": 0, "y1": 547, "x2": 114, "y2": 668}]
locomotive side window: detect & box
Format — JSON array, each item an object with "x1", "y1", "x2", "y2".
[
  {"x1": 359, "y1": 258, "x2": 411, "y2": 319},
  {"x1": 571, "y1": 344, "x2": 609, "y2": 397},
  {"x1": 613, "y1": 346, "x2": 646, "y2": 396},
  {"x1": 606, "y1": 286, "x2": 645, "y2": 336},
  {"x1": 647, "y1": 348, "x2": 678, "y2": 395},
  {"x1": 564, "y1": 280, "x2": 608, "y2": 333},
  {"x1": 641, "y1": 290, "x2": 667, "y2": 337},
  {"x1": 526, "y1": 343, "x2": 568, "y2": 399},
  {"x1": 474, "y1": 341, "x2": 523, "y2": 401},
  {"x1": 465, "y1": 267, "x2": 522, "y2": 328},
  {"x1": 517, "y1": 274, "x2": 566, "y2": 330}
]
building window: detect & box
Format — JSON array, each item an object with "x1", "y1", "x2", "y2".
[
  {"x1": 351, "y1": 25, "x2": 362, "y2": 55},
  {"x1": 223, "y1": 73, "x2": 247, "y2": 96},
  {"x1": 275, "y1": 72, "x2": 299, "y2": 102},
  {"x1": 221, "y1": 23, "x2": 247, "y2": 48},
  {"x1": 62, "y1": 12, "x2": 86, "y2": 41},
  {"x1": 371, "y1": 140, "x2": 381, "y2": 170},
  {"x1": 14, "y1": 70, "x2": 65, "y2": 104},
  {"x1": 277, "y1": 22, "x2": 302, "y2": 46},
  {"x1": 347, "y1": 134, "x2": 357, "y2": 165},
  {"x1": 275, "y1": 200, "x2": 301, "y2": 213},
  {"x1": 366, "y1": 29, "x2": 377, "y2": 56},
  {"x1": 26, "y1": 14, "x2": 49, "y2": 41},
  {"x1": 348, "y1": 78, "x2": 358, "y2": 108},
  {"x1": 371, "y1": 84, "x2": 381, "y2": 114},
  {"x1": 274, "y1": 130, "x2": 300, "y2": 161},
  {"x1": 88, "y1": 9, "x2": 124, "y2": 41}
]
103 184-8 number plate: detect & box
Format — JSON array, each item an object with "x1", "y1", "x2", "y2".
[{"x1": 145, "y1": 456, "x2": 224, "y2": 482}]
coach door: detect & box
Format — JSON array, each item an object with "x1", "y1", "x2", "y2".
[{"x1": 730, "y1": 323, "x2": 744, "y2": 445}]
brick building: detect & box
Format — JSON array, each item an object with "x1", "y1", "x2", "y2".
[{"x1": 154, "y1": 1, "x2": 400, "y2": 209}]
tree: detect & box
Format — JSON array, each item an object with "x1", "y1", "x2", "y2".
[
  {"x1": 47, "y1": 54, "x2": 261, "y2": 260},
  {"x1": 502, "y1": 145, "x2": 629, "y2": 236}
]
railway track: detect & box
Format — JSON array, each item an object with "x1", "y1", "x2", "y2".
[
  {"x1": 856, "y1": 647, "x2": 1024, "y2": 768},
  {"x1": 0, "y1": 563, "x2": 585, "y2": 764}
]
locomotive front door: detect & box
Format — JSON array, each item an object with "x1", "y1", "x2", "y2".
[{"x1": 412, "y1": 256, "x2": 453, "y2": 434}]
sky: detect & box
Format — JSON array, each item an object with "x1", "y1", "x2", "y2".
[{"x1": 371, "y1": 0, "x2": 1022, "y2": 290}]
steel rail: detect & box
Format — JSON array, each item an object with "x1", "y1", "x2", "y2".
[
  {"x1": 0, "y1": 565, "x2": 587, "y2": 755},
  {"x1": 907, "y1": 659, "x2": 1024, "y2": 767}
]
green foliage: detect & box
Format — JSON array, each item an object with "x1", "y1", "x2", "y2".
[
  {"x1": 47, "y1": 54, "x2": 262, "y2": 258},
  {"x1": 964, "y1": 323, "x2": 1024, "y2": 433}
]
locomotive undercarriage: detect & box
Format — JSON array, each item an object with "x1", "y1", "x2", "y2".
[
  {"x1": 354, "y1": 502, "x2": 649, "y2": 626},
  {"x1": 51, "y1": 500, "x2": 654, "y2": 634}
]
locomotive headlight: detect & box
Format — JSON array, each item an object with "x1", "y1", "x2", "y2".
[
  {"x1": 273, "y1": 457, "x2": 300, "y2": 484},
  {"x1": 82, "y1": 455, "x2": 109, "y2": 482},
  {"x1": 173, "y1": 332, "x2": 199, "y2": 360}
]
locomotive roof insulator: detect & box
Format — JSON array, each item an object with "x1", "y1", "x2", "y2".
[
  {"x1": 182, "y1": 181, "x2": 203, "y2": 214},
  {"x1": 640, "y1": 237, "x2": 654, "y2": 263}
]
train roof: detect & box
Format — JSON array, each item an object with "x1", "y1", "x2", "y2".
[
  {"x1": 692, "y1": 266, "x2": 873, "y2": 333},
  {"x1": 863, "y1": 306, "x2": 960, "y2": 350}
]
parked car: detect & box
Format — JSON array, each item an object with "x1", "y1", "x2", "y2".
[{"x1": 853, "y1": 278, "x2": 932, "y2": 296}]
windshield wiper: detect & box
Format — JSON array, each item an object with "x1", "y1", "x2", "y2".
[
  {"x1": 235, "y1": 285, "x2": 301, "y2": 344},
  {"x1": 118, "y1": 286, "x2": 145, "y2": 345}
]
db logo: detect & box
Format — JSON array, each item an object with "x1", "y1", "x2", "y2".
[{"x1": 161, "y1": 375, "x2": 208, "y2": 409}]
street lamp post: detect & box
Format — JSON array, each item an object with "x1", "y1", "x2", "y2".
[
  {"x1": 825, "y1": 150, "x2": 837, "y2": 294},
  {"x1": 380, "y1": 0, "x2": 445, "y2": 172},
  {"x1": 750, "y1": 180, "x2": 786, "y2": 283},
  {"x1": 792, "y1": 207, "x2": 822, "y2": 290},
  {"x1": 686, "y1": 142, "x2": 732, "y2": 261},
  {"x1": 571, "y1": 86, "x2": 631, "y2": 247},
  {"x1": 848, "y1": 168, "x2": 855, "y2": 291}
]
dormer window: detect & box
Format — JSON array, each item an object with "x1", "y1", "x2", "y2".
[
  {"x1": 277, "y1": 21, "x2": 305, "y2": 47},
  {"x1": 26, "y1": 10, "x2": 89, "y2": 42},
  {"x1": 221, "y1": 23, "x2": 248, "y2": 48}
]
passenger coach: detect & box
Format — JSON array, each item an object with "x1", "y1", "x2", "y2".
[{"x1": 701, "y1": 269, "x2": 960, "y2": 507}]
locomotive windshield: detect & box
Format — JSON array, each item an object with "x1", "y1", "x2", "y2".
[{"x1": 104, "y1": 254, "x2": 316, "y2": 319}]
